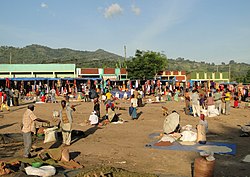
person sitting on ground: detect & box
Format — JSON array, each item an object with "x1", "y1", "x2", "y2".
[
  {"x1": 0, "y1": 91, "x2": 10, "y2": 112},
  {"x1": 105, "y1": 100, "x2": 119, "y2": 122},
  {"x1": 196, "y1": 114, "x2": 207, "y2": 144},
  {"x1": 40, "y1": 93, "x2": 46, "y2": 102},
  {"x1": 234, "y1": 96, "x2": 240, "y2": 108},
  {"x1": 198, "y1": 114, "x2": 208, "y2": 133},
  {"x1": 88, "y1": 111, "x2": 99, "y2": 125}
]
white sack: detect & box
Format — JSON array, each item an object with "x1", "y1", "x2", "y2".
[
  {"x1": 44, "y1": 127, "x2": 58, "y2": 143},
  {"x1": 25, "y1": 165, "x2": 56, "y2": 177}
]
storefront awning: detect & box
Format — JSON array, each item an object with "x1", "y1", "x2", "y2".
[{"x1": 102, "y1": 75, "x2": 117, "y2": 81}]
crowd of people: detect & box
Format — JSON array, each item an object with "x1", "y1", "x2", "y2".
[{"x1": 0, "y1": 79, "x2": 249, "y2": 159}]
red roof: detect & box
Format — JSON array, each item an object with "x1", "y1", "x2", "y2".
[
  {"x1": 181, "y1": 71, "x2": 186, "y2": 75},
  {"x1": 81, "y1": 68, "x2": 99, "y2": 75},
  {"x1": 120, "y1": 68, "x2": 127, "y2": 75},
  {"x1": 104, "y1": 68, "x2": 115, "y2": 74}
]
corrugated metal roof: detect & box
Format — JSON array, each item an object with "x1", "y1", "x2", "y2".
[{"x1": 0, "y1": 64, "x2": 75, "y2": 72}]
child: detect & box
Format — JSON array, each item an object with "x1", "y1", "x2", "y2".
[
  {"x1": 129, "y1": 103, "x2": 137, "y2": 120},
  {"x1": 234, "y1": 97, "x2": 239, "y2": 108},
  {"x1": 88, "y1": 111, "x2": 99, "y2": 125}
]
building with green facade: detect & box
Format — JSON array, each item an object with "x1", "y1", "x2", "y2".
[
  {"x1": 0, "y1": 64, "x2": 76, "y2": 78},
  {"x1": 189, "y1": 71, "x2": 230, "y2": 83}
]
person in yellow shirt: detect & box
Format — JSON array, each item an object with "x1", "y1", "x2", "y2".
[
  {"x1": 105, "y1": 91, "x2": 113, "y2": 102},
  {"x1": 224, "y1": 89, "x2": 231, "y2": 115}
]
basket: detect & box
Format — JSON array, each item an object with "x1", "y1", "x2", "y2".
[{"x1": 194, "y1": 157, "x2": 215, "y2": 177}]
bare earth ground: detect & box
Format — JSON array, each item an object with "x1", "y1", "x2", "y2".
[{"x1": 0, "y1": 96, "x2": 250, "y2": 177}]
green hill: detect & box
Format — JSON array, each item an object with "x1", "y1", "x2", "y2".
[
  {"x1": 0, "y1": 44, "x2": 124, "y2": 68},
  {"x1": 0, "y1": 45, "x2": 249, "y2": 82}
]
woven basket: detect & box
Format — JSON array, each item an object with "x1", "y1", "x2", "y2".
[{"x1": 194, "y1": 157, "x2": 215, "y2": 177}]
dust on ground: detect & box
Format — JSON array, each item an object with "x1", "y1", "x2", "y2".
[{"x1": 0, "y1": 97, "x2": 250, "y2": 176}]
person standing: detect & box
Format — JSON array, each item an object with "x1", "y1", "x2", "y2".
[
  {"x1": 50, "y1": 87, "x2": 56, "y2": 103},
  {"x1": 13, "y1": 88, "x2": 20, "y2": 106},
  {"x1": 93, "y1": 97, "x2": 100, "y2": 118},
  {"x1": 105, "y1": 90, "x2": 113, "y2": 103},
  {"x1": 59, "y1": 100, "x2": 74, "y2": 146},
  {"x1": 130, "y1": 94, "x2": 138, "y2": 119},
  {"x1": 206, "y1": 93, "x2": 215, "y2": 117},
  {"x1": 184, "y1": 88, "x2": 191, "y2": 115},
  {"x1": 191, "y1": 90, "x2": 200, "y2": 117},
  {"x1": 224, "y1": 89, "x2": 231, "y2": 115},
  {"x1": 22, "y1": 104, "x2": 49, "y2": 158},
  {"x1": 214, "y1": 89, "x2": 222, "y2": 115}
]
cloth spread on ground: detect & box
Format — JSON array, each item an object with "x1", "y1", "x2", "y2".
[
  {"x1": 147, "y1": 132, "x2": 236, "y2": 155},
  {"x1": 145, "y1": 141, "x2": 236, "y2": 155}
]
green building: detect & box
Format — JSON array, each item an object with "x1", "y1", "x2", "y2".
[
  {"x1": 189, "y1": 72, "x2": 230, "y2": 82},
  {"x1": 0, "y1": 64, "x2": 76, "y2": 78}
]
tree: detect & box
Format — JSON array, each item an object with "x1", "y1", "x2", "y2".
[
  {"x1": 229, "y1": 60, "x2": 236, "y2": 64},
  {"x1": 244, "y1": 70, "x2": 250, "y2": 83},
  {"x1": 126, "y1": 50, "x2": 167, "y2": 79}
]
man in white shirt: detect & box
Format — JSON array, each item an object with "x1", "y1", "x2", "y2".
[{"x1": 191, "y1": 90, "x2": 200, "y2": 117}]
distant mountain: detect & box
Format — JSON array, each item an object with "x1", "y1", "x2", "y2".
[{"x1": 0, "y1": 44, "x2": 124, "y2": 68}]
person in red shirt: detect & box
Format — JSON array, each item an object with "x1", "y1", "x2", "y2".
[
  {"x1": 0, "y1": 91, "x2": 3, "y2": 104},
  {"x1": 41, "y1": 94, "x2": 46, "y2": 102},
  {"x1": 0, "y1": 91, "x2": 10, "y2": 112}
]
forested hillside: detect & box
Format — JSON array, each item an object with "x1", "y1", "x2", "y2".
[
  {"x1": 0, "y1": 45, "x2": 249, "y2": 82},
  {"x1": 0, "y1": 44, "x2": 123, "y2": 68},
  {"x1": 167, "y1": 57, "x2": 250, "y2": 83}
]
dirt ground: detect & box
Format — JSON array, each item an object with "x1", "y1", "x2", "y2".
[{"x1": 0, "y1": 96, "x2": 250, "y2": 177}]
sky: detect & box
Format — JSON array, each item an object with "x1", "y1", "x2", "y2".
[{"x1": 0, "y1": 0, "x2": 250, "y2": 64}]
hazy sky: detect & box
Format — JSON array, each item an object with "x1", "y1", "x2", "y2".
[{"x1": 0, "y1": 0, "x2": 250, "y2": 64}]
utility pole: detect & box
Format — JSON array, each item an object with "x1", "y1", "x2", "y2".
[
  {"x1": 124, "y1": 45, "x2": 127, "y2": 62},
  {"x1": 10, "y1": 52, "x2": 12, "y2": 64},
  {"x1": 228, "y1": 64, "x2": 231, "y2": 82},
  {"x1": 124, "y1": 45, "x2": 127, "y2": 68}
]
